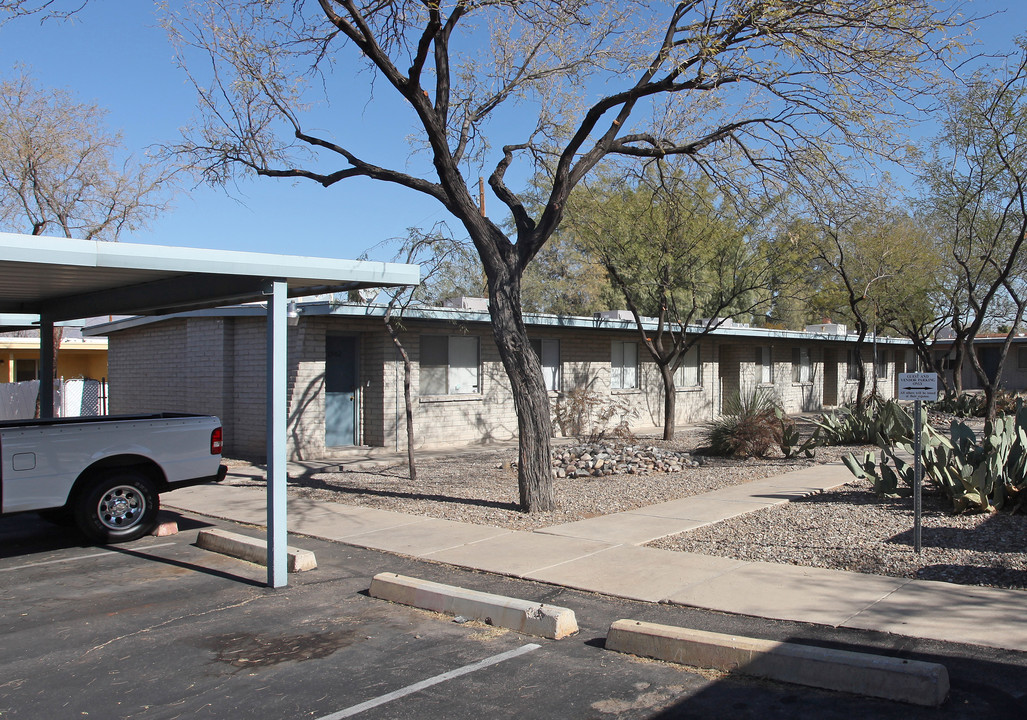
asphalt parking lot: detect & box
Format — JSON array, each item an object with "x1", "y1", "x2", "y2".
[{"x1": 2, "y1": 510, "x2": 1026, "y2": 720}]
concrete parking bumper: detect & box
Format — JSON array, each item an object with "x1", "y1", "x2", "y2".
[
  {"x1": 369, "y1": 572, "x2": 578, "y2": 640},
  {"x1": 606, "y1": 619, "x2": 950, "y2": 707},
  {"x1": 196, "y1": 528, "x2": 317, "y2": 572}
]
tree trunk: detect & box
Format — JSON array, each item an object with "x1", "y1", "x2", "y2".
[
  {"x1": 661, "y1": 363, "x2": 676, "y2": 441},
  {"x1": 485, "y1": 264, "x2": 555, "y2": 512},
  {"x1": 385, "y1": 321, "x2": 417, "y2": 481}
]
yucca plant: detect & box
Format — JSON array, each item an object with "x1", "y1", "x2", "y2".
[{"x1": 705, "y1": 386, "x2": 782, "y2": 458}]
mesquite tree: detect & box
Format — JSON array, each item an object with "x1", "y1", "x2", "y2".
[
  {"x1": 564, "y1": 167, "x2": 786, "y2": 440},
  {"x1": 918, "y1": 42, "x2": 1027, "y2": 421},
  {"x1": 166, "y1": 0, "x2": 965, "y2": 512}
]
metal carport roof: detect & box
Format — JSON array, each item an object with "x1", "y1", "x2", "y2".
[{"x1": 0, "y1": 231, "x2": 420, "y2": 587}]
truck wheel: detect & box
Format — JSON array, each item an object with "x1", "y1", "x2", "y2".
[{"x1": 75, "y1": 473, "x2": 159, "y2": 543}]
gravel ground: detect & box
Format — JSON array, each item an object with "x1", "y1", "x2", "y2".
[
  {"x1": 258, "y1": 422, "x2": 1026, "y2": 591},
  {"x1": 648, "y1": 477, "x2": 1027, "y2": 590},
  {"x1": 275, "y1": 429, "x2": 859, "y2": 532}
]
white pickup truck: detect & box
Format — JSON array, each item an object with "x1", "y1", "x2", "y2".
[{"x1": 0, "y1": 413, "x2": 227, "y2": 543}]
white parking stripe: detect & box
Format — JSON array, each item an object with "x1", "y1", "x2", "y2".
[
  {"x1": 315, "y1": 643, "x2": 542, "y2": 720},
  {"x1": 0, "y1": 542, "x2": 177, "y2": 572}
]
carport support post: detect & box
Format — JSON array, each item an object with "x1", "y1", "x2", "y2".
[
  {"x1": 265, "y1": 280, "x2": 288, "y2": 588},
  {"x1": 39, "y1": 315, "x2": 55, "y2": 418}
]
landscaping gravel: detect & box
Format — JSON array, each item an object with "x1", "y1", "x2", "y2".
[
  {"x1": 278, "y1": 429, "x2": 853, "y2": 532},
  {"x1": 648, "y1": 477, "x2": 1027, "y2": 590}
]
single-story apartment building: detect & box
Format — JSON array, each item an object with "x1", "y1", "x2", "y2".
[
  {"x1": 87, "y1": 300, "x2": 913, "y2": 460},
  {"x1": 934, "y1": 334, "x2": 1027, "y2": 392}
]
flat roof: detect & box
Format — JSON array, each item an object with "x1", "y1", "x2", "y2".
[
  {"x1": 0, "y1": 232, "x2": 420, "y2": 322},
  {"x1": 86, "y1": 299, "x2": 912, "y2": 345}
]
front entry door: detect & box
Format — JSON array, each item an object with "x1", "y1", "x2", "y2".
[{"x1": 325, "y1": 336, "x2": 359, "y2": 447}]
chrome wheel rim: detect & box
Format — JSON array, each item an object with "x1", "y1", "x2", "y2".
[{"x1": 97, "y1": 485, "x2": 145, "y2": 531}]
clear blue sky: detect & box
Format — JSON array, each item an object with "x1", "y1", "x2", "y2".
[{"x1": 1, "y1": 1, "x2": 1024, "y2": 261}]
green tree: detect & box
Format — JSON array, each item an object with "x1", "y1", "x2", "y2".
[
  {"x1": 803, "y1": 189, "x2": 934, "y2": 407},
  {"x1": 167, "y1": 0, "x2": 967, "y2": 512},
  {"x1": 565, "y1": 166, "x2": 792, "y2": 440}
]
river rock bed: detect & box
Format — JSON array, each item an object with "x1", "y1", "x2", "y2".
[{"x1": 543, "y1": 443, "x2": 703, "y2": 478}]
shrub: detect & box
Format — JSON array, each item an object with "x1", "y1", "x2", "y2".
[
  {"x1": 553, "y1": 388, "x2": 635, "y2": 443},
  {"x1": 704, "y1": 387, "x2": 782, "y2": 458}
]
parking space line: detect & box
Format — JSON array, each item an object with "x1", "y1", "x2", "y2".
[
  {"x1": 315, "y1": 642, "x2": 542, "y2": 720},
  {"x1": 0, "y1": 542, "x2": 177, "y2": 572}
]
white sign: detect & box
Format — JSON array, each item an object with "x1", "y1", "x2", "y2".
[{"x1": 898, "y1": 372, "x2": 939, "y2": 402}]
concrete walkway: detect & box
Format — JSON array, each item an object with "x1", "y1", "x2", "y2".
[{"x1": 164, "y1": 459, "x2": 1027, "y2": 653}]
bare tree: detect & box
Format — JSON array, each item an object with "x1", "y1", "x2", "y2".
[
  {"x1": 0, "y1": 71, "x2": 173, "y2": 240},
  {"x1": 0, "y1": 0, "x2": 86, "y2": 26},
  {"x1": 165, "y1": 0, "x2": 967, "y2": 511},
  {"x1": 919, "y1": 41, "x2": 1027, "y2": 421},
  {"x1": 363, "y1": 226, "x2": 466, "y2": 481}
]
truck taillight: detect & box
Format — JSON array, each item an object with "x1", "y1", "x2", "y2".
[{"x1": 211, "y1": 427, "x2": 223, "y2": 455}]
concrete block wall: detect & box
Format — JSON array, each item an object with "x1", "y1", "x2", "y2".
[
  {"x1": 288, "y1": 317, "x2": 328, "y2": 460},
  {"x1": 400, "y1": 325, "x2": 521, "y2": 448},
  {"x1": 107, "y1": 311, "x2": 906, "y2": 460},
  {"x1": 108, "y1": 319, "x2": 190, "y2": 415}
]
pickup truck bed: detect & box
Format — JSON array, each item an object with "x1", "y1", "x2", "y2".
[{"x1": 1, "y1": 412, "x2": 227, "y2": 542}]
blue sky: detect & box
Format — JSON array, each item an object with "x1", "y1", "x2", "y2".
[{"x1": 1, "y1": 1, "x2": 1025, "y2": 261}]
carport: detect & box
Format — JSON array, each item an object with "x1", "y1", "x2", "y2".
[{"x1": 0, "y1": 231, "x2": 419, "y2": 587}]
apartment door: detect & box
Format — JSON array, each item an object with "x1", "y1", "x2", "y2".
[
  {"x1": 325, "y1": 336, "x2": 359, "y2": 447},
  {"x1": 822, "y1": 349, "x2": 838, "y2": 406}
]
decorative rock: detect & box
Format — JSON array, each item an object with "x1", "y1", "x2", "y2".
[{"x1": 549, "y1": 442, "x2": 701, "y2": 479}]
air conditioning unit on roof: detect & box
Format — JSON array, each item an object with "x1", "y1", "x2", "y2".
[
  {"x1": 443, "y1": 296, "x2": 489, "y2": 312},
  {"x1": 594, "y1": 310, "x2": 634, "y2": 321},
  {"x1": 805, "y1": 323, "x2": 847, "y2": 335}
]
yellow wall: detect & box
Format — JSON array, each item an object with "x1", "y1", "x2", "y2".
[{"x1": 1, "y1": 345, "x2": 108, "y2": 382}]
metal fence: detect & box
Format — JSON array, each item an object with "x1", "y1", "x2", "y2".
[{"x1": 0, "y1": 378, "x2": 108, "y2": 421}]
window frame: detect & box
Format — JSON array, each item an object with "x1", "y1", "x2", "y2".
[
  {"x1": 530, "y1": 338, "x2": 561, "y2": 392},
  {"x1": 14, "y1": 358, "x2": 38, "y2": 382},
  {"x1": 419, "y1": 335, "x2": 481, "y2": 396},
  {"x1": 792, "y1": 347, "x2": 812, "y2": 384},
  {"x1": 875, "y1": 348, "x2": 889, "y2": 379},
  {"x1": 846, "y1": 348, "x2": 860, "y2": 381},
  {"x1": 611, "y1": 340, "x2": 639, "y2": 390},
  {"x1": 673, "y1": 343, "x2": 702, "y2": 388},
  {"x1": 1017, "y1": 347, "x2": 1027, "y2": 370},
  {"x1": 755, "y1": 346, "x2": 774, "y2": 385}
]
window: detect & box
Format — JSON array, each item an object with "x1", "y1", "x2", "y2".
[
  {"x1": 875, "y1": 349, "x2": 889, "y2": 379},
  {"x1": 611, "y1": 341, "x2": 638, "y2": 390},
  {"x1": 530, "y1": 338, "x2": 561, "y2": 392},
  {"x1": 14, "y1": 358, "x2": 37, "y2": 382},
  {"x1": 419, "y1": 335, "x2": 480, "y2": 395},
  {"x1": 847, "y1": 349, "x2": 860, "y2": 380},
  {"x1": 755, "y1": 346, "x2": 773, "y2": 384},
  {"x1": 674, "y1": 344, "x2": 701, "y2": 387},
  {"x1": 1018, "y1": 347, "x2": 1027, "y2": 370},
  {"x1": 792, "y1": 347, "x2": 812, "y2": 384}
]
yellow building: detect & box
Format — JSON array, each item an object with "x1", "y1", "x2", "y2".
[{"x1": 0, "y1": 336, "x2": 108, "y2": 383}]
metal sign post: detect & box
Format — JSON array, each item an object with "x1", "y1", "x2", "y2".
[{"x1": 897, "y1": 373, "x2": 938, "y2": 556}]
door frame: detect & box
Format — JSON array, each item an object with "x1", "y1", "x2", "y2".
[{"x1": 325, "y1": 334, "x2": 361, "y2": 447}]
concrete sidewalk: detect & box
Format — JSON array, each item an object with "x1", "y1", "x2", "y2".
[{"x1": 164, "y1": 460, "x2": 1027, "y2": 653}]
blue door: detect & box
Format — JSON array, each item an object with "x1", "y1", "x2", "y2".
[{"x1": 325, "y1": 336, "x2": 358, "y2": 447}]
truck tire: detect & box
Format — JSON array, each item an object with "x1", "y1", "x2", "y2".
[{"x1": 75, "y1": 473, "x2": 159, "y2": 543}]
